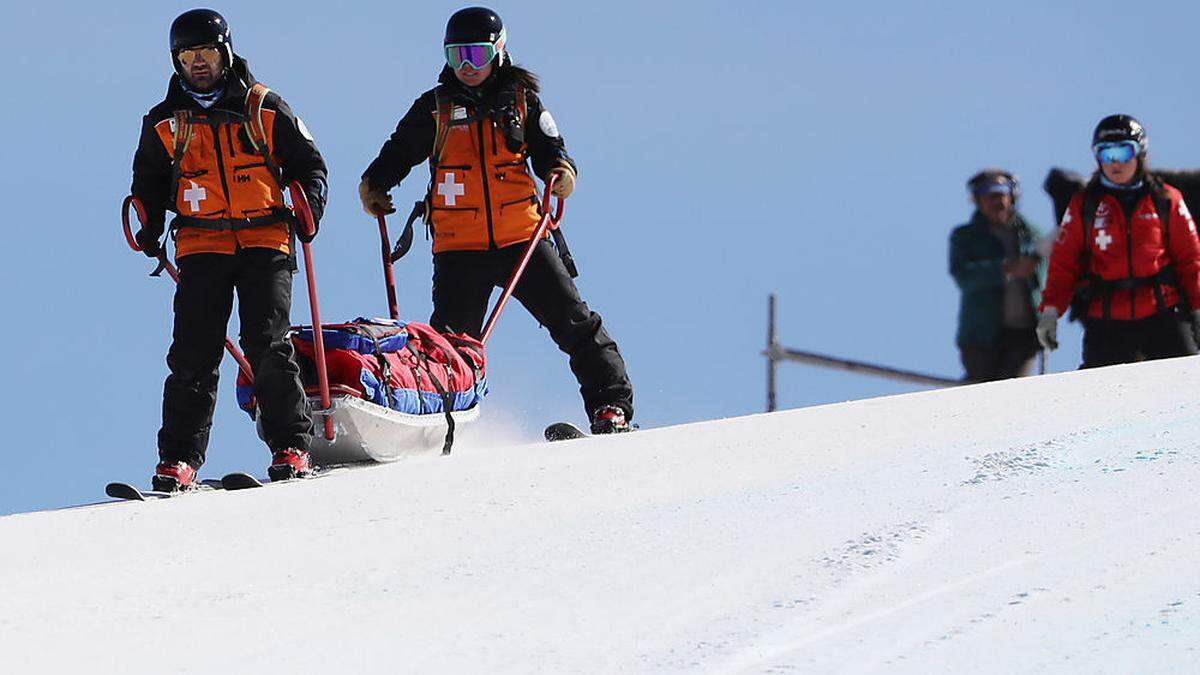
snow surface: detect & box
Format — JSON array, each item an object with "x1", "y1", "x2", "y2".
[{"x1": 2, "y1": 358, "x2": 1199, "y2": 673}]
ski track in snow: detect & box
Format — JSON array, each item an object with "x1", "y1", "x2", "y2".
[{"x1": 2, "y1": 359, "x2": 1200, "y2": 673}]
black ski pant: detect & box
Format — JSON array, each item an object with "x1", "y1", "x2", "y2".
[
  {"x1": 158, "y1": 249, "x2": 313, "y2": 468},
  {"x1": 959, "y1": 328, "x2": 1042, "y2": 383},
  {"x1": 1081, "y1": 310, "x2": 1197, "y2": 369},
  {"x1": 429, "y1": 239, "x2": 634, "y2": 420}
]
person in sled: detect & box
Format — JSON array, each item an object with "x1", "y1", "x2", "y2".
[
  {"x1": 1037, "y1": 114, "x2": 1200, "y2": 368},
  {"x1": 130, "y1": 9, "x2": 328, "y2": 490},
  {"x1": 358, "y1": 7, "x2": 634, "y2": 433}
]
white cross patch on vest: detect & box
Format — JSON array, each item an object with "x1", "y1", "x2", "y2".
[
  {"x1": 1095, "y1": 230, "x2": 1113, "y2": 252},
  {"x1": 437, "y1": 172, "x2": 465, "y2": 206},
  {"x1": 182, "y1": 180, "x2": 207, "y2": 213}
]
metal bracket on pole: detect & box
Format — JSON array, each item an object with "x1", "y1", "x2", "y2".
[{"x1": 764, "y1": 294, "x2": 962, "y2": 411}]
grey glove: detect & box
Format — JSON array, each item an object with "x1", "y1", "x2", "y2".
[{"x1": 1036, "y1": 308, "x2": 1059, "y2": 351}]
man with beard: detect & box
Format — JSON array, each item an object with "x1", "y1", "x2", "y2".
[{"x1": 130, "y1": 9, "x2": 328, "y2": 489}]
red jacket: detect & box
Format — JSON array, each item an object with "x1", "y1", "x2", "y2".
[{"x1": 1041, "y1": 184, "x2": 1200, "y2": 321}]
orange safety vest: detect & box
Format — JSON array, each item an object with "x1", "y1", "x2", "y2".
[
  {"x1": 425, "y1": 86, "x2": 544, "y2": 253},
  {"x1": 153, "y1": 84, "x2": 292, "y2": 258}
]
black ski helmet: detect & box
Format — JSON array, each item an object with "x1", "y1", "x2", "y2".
[
  {"x1": 445, "y1": 7, "x2": 507, "y2": 65},
  {"x1": 1092, "y1": 114, "x2": 1148, "y2": 154},
  {"x1": 169, "y1": 9, "x2": 233, "y2": 79}
]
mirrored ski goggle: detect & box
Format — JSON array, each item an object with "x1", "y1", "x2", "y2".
[
  {"x1": 445, "y1": 42, "x2": 499, "y2": 70},
  {"x1": 1093, "y1": 141, "x2": 1141, "y2": 165},
  {"x1": 176, "y1": 45, "x2": 222, "y2": 68}
]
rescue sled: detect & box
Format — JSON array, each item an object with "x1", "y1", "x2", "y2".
[{"x1": 123, "y1": 176, "x2": 563, "y2": 467}]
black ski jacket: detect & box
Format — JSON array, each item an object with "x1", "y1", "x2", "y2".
[
  {"x1": 361, "y1": 65, "x2": 575, "y2": 192},
  {"x1": 131, "y1": 55, "x2": 328, "y2": 229}
]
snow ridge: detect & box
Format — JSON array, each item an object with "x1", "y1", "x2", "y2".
[{"x1": 2, "y1": 358, "x2": 1199, "y2": 673}]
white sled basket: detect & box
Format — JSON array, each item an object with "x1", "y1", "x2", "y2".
[{"x1": 258, "y1": 394, "x2": 480, "y2": 466}]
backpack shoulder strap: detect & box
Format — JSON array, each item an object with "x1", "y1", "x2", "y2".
[
  {"x1": 171, "y1": 111, "x2": 195, "y2": 164},
  {"x1": 421, "y1": 86, "x2": 456, "y2": 229},
  {"x1": 1150, "y1": 179, "x2": 1173, "y2": 251},
  {"x1": 241, "y1": 82, "x2": 287, "y2": 191},
  {"x1": 167, "y1": 111, "x2": 196, "y2": 209},
  {"x1": 244, "y1": 83, "x2": 272, "y2": 154},
  {"x1": 1079, "y1": 185, "x2": 1102, "y2": 272},
  {"x1": 430, "y1": 86, "x2": 453, "y2": 167},
  {"x1": 515, "y1": 84, "x2": 527, "y2": 126}
]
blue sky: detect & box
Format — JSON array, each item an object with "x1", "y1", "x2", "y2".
[{"x1": 3, "y1": 0, "x2": 1199, "y2": 514}]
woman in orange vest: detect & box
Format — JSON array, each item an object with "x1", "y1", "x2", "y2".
[
  {"x1": 130, "y1": 10, "x2": 328, "y2": 489},
  {"x1": 359, "y1": 7, "x2": 634, "y2": 433}
]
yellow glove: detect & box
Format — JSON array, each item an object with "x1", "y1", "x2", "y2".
[
  {"x1": 548, "y1": 164, "x2": 576, "y2": 199},
  {"x1": 358, "y1": 178, "x2": 395, "y2": 216}
]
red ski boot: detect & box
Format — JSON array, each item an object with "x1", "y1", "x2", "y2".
[
  {"x1": 590, "y1": 405, "x2": 632, "y2": 435},
  {"x1": 152, "y1": 461, "x2": 198, "y2": 493},
  {"x1": 268, "y1": 448, "x2": 313, "y2": 482}
]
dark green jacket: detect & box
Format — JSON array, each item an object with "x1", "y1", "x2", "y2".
[{"x1": 949, "y1": 212, "x2": 1044, "y2": 347}]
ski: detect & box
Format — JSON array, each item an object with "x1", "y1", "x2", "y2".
[
  {"x1": 221, "y1": 468, "x2": 344, "y2": 490},
  {"x1": 221, "y1": 472, "x2": 266, "y2": 490},
  {"x1": 545, "y1": 422, "x2": 588, "y2": 442},
  {"x1": 105, "y1": 479, "x2": 223, "y2": 502}
]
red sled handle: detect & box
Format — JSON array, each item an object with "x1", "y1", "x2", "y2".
[
  {"x1": 287, "y1": 182, "x2": 335, "y2": 441},
  {"x1": 480, "y1": 176, "x2": 565, "y2": 345},
  {"x1": 121, "y1": 195, "x2": 256, "y2": 383},
  {"x1": 121, "y1": 195, "x2": 149, "y2": 253},
  {"x1": 375, "y1": 212, "x2": 400, "y2": 321}
]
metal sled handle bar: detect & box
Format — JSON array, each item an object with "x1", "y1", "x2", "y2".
[
  {"x1": 287, "y1": 182, "x2": 335, "y2": 441},
  {"x1": 480, "y1": 177, "x2": 566, "y2": 345},
  {"x1": 375, "y1": 212, "x2": 400, "y2": 321},
  {"x1": 122, "y1": 195, "x2": 256, "y2": 383}
]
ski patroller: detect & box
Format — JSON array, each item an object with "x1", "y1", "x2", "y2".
[
  {"x1": 109, "y1": 178, "x2": 565, "y2": 500},
  {"x1": 112, "y1": 182, "x2": 328, "y2": 496}
]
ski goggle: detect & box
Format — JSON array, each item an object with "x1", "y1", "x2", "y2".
[
  {"x1": 176, "y1": 45, "x2": 222, "y2": 68},
  {"x1": 972, "y1": 179, "x2": 1014, "y2": 198},
  {"x1": 1093, "y1": 141, "x2": 1141, "y2": 165},
  {"x1": 445, "y1": 42, "x2": 499, "y2": 70}
]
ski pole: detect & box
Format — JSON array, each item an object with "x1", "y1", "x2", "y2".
[
  {"x1": 375, "y1": 211, "x2": 400, "y2": 321},
  {"x1": 287, "y1": 182, "x2": 334, "y2": 441},
  {"x1": 122, "y1": 195, "x2": 256, "y2": 383},
  {"x1": 480, "y1": 176, "x2": 565, "y2": 345}
]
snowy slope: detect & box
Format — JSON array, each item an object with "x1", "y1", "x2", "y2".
[{"x1": 2, "y1": 358, "x2": 1199, "y2": 674}]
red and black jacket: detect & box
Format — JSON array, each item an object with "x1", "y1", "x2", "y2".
[{"x1": 1041, "y1": 178, "x2": 1200, "y2": 321}]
